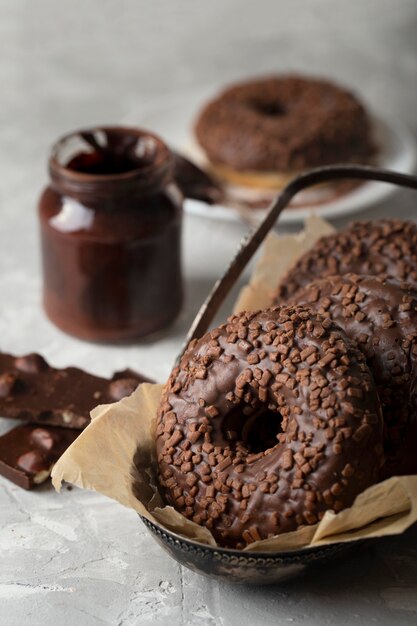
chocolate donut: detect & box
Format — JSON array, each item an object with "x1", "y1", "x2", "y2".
[
  {"x1": 287, "y1": 274, "x2": 417, "y2": 478},
  {"x1": 156, "y1": 306, "x2": 383, "y2": 548},
  {"x1": 275, "y1": 219, "x2": 417, "y2": 303},
  {"x1": 194, "y1": 75, "x2": 374, "y2": 174}
]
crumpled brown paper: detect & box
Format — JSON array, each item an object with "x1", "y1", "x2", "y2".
[
  {"x1": 234, "y1": 214, "x2": 335, "y2": 314},
  {"x1": 52, "y1": 384, "x2": 216, "y2": 546},
  {"x1": 52, "y1": 216, "x2": 417, "y2": 552}
]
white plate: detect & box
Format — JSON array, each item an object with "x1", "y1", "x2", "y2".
[{"x1": 129, "y1": 89, "x2": 417, "y2": 224}]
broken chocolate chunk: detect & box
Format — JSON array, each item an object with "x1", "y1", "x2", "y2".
[
  {"x1": 0, "y1": 351, "x2": 152, "y2": 429},
  {"x1": 0, "y1": 424, "x2": 79, "y2": 490},
  {"x1": 109, "y1": 377, "x2": 142, "y2": 401}
]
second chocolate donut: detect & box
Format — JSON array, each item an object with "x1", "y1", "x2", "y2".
[{"x1": 286, "y1": 273, "x2": 417, "y2": 479}]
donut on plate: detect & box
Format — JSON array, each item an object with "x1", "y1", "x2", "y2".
[
  {"x1": 194, "y1": 74, "x2": 374, "y2": 190},
  {"x1": 275, "y1": 219, "x2": 417, "y2": 303},
  {"x1": 286, "y1": 274, "x2": 417, "y2": 478},
  {"x1": 156, "y1": 306, "x2": 383, "y2": 548}
]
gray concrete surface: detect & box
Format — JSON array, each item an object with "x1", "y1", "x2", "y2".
[{"x1": 1, "y1": 1, "x2": 417, "y2": 624}]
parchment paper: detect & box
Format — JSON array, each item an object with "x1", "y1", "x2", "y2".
[
  {"x1": 234, "y1": 214, "x2": 335, "y2": 314},
  {"x1": 52, "y1": 216, "x2": 417, "y2": 552},
  {"x1": 52, "y1": 383, "x2": 417, "y2": 553}
]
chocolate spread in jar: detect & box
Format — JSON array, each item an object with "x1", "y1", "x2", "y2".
[{"x1": 38, "y1": 127, "x2": 183, "y2": 341}]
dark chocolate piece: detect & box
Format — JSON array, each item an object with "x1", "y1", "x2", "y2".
[
  {"x1": 156, "y1": 306, "x2": 383, "y2": 548},
  {"x1": 0, "y1": 352, "x2": 152, "y2": 429},
  {"x1": 108, "y1": 377, "x2": 142, "y2": 401},
  {"x1": 0, "y1": 424, "x2": 79, "y2": 490}
]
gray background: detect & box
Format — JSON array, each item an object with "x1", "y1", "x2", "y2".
[{"x1": 1, "y1": 1, "x2": 417, "y2": 624}]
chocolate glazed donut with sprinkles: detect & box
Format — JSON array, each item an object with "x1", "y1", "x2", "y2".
[
  {"x1": 287, "y1": 274, "x2": 417, "y2": 479},
  {"x1": 156, "y1": 306, "x2": 384, "y2": 549},
  {"x1": 274, "y1": 219, "x2": 417, "y2": 303}
]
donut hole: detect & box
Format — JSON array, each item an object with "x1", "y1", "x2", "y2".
[
  {"x1": 251, "y1": 100, "x2": 287, "y2": 118},
  {"x1": 242, "y1": 408, "x2": 283, "y2": 453},
  {"x1": 223, "y1": 406, "x2": 283, "y2": 453}
]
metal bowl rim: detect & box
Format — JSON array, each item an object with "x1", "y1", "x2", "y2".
[{"x1": 139, "y1": 514, "x2": 359, "y2": 559}]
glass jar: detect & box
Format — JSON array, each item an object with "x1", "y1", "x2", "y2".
[{"x1": 38, "y1": 127, "x2": 183, "y2": 341}]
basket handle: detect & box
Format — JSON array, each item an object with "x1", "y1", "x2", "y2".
[{"x1": 177, "y1": 164, "x2": 417, "y2": 363}]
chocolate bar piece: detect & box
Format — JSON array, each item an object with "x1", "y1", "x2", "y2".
[
  {"x1": 0, "y1": 424, "x2": 79, "y2": 489},
  {"x1": 0, "y1": 352, "x2": 151, "y2": 429}
]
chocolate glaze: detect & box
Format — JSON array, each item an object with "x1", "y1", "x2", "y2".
[
  {"x1": 287, "y1": 274, "x2": 417, "y2": 478},
  {"x1": 274, "y1": 219, "x2": 417, "y2": 302},
  {"x1": 39, "y1": 127, "x2": 183, "y2": 341},
  {"x1": 156, "y1": 306, "x2": 383, "y2": 548},
  {"x1": 195, "y1": 75, "x2": 374, "y2": 173},
  {"x1": 0, "y1": 424, "x2": 79, "y2": 490},
  {"x1": 0, "y1": 351, "x2": 151, "y2": 429}
]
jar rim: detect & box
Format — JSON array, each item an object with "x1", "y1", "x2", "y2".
[
  {"x1": 48, "y1": 126, "x2": 176, "y2": 203},
  {"x1": 49, "y1": 125, "x2": 172, "y2": 183}
]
